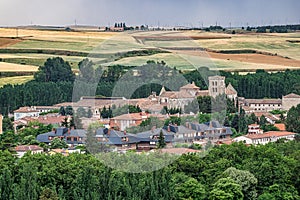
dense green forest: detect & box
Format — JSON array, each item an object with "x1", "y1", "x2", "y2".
[
  {"x1": 0, "y1": 141, "x2": 299, "y2": 199},
  {"x1": 1, "y1": 57, "x2": 300, "y2": 115}
]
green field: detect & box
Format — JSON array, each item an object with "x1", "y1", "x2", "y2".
[
  {"x1": 0, "y1": 75, "x2": 33, "y2": 87},
  {"x1": 196, "y1": 33, "x2": 300, "y2": 60}
]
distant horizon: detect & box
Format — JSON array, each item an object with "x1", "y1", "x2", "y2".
[
  {"x1": 0, "y1": 0, "x2": 299, "y2": 28},
  {"x1": 1, "y1": 22, "x2": 300, "y2": 29}
]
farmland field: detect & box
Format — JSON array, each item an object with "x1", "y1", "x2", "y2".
[
  {"x1": 0, "y1": 28, "x2": 299, "y2": 75},
  {"x1": 0, "y1": 62, "x2": 37, "y2": 72},
  {"x1": 0, "y1": 75, "x2": 33, "y2": 87}
]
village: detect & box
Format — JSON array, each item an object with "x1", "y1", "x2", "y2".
[{"x1": 2, "y1": 75, "x2": 298, "y2": 157}]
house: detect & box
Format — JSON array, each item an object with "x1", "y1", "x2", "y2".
[
  {"x1": 166, "y1": 125, "x2": 197, "y2": 143},
  {"x1": 14, "y1": 114, "x2": 67, "y2": 128},
  {"x1": 14, "y1": 145, "x2": 44, "y2": 158},
  {"x1": 251, "y1": 112, "x2": 280, "y2": 124},
  {"x1": 186, "y1": 121, "x2": 233, "y2": 141},
  {"x1": 13, "y1": 106, "x2": 60, "y2": 121},
  {"x1": 248, "y1": 124, "x2": 263, "y2": 134},
  {"x1": 94, "y1": 128, "x2": 174, "y2": 152},
  {"x1": 109, "y1": 112, "x2": 149, "y2": 131},
  {"x1": 95, "y1": 128, "x2": 140, "y2": 152},
  {"x1": 135, "y1": 128, "x2": 174, "y2": 151},
  {"x1": 37, "y1": 128, "x2": 87, "y2": 148},
  {"x1": 14, "y1": 107, "x2": 40, "y2": 120},
  {"x1": 233, "y1": 131, "x2": 296, "y2": 145}
]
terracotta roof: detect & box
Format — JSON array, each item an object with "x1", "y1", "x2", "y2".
[
  {"x1": 53, "y1": 102, "x2": 73, "y2": 107},
  {"x1": 246, "y1": 131, "x2": 295, "y2": 139},
  {"x1": 274, "y1": 123, "x2": 286, "y2": 131},
  {"x1": 111, "y1": 113, "x2": 148, "y2": 120},
  {"x1": 226, "y1": 83, "x2": 237, "y2": 95},
  {"x1": 161, "y1": 148, "x2": 201, "y2": 154},
  {"x1": 160, "y1": 91, "x2": 177, "y2": 98},
  {"x1": 37, "y1": 115, "x2": 66, "y2": 124},
  {"x1": 180, "y1": 82, "x2": 200, "y2": 90},
  {"x1": 217, "y1": 139, "x2": 233, "y2": 145},
  {"x1": 283, "y1": 93, "x2": 300, "y2": 98},
  {"x1": 170, "y1": 90, "x2": 194, "y2": 99},
  {"x1": 15, "y1": 145, "x2": 43, "y2": 152},
  {"x1": 14, "y1": 107, "x2": 39, "y2": 113},
  {"x1": 196, "y1": 90, "x2": 209, "y2": 96}
]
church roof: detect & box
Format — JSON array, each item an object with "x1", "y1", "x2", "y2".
[
  {"x1": 226, "y1": 83, "x2": 237, "y2": 95},
  {"x1": 170, "y1": 90, "x2": 195, "y2": 99},
  {"x1": 180, "y1": 82, "x2": 200, "y2": 90}
]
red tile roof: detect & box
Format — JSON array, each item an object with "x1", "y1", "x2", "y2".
[
  {"x1": 161, "y1": 148, "x2": 201, "y2": 154},
  {"x1": 180, "y1": 82, "x2": 200, "y2": 89},
  {"x1": 226, "y1": 83, "x2": 237, "y2": 95},
  {"x1": 15, "y1": 145, "x2": 43, "y2": 152},
  {"x1": 246, "y1": 131, "x2": 295, "y2": 139},
  {"x1": 112, "y1": 113, "x2": 148, "y2": 120},
  {"x1": 14, "y1": 107, "x2": 39, "y2": 113},
  {"x1": 274, "y1": 123, "x2": 286, "y2": 131}
]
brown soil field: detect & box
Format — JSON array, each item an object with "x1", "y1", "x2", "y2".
[
  {"x1": 171, "y1": 49, "x2": 300, "y2": 67},
  {"x1": 207, "y1": 52, "x2": 300, "y2": 67},
  {"x1": 0, "y1": 37, "x2": 22, "y2": 48}
]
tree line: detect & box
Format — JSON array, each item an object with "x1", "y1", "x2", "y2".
[
  {"x1": 0, "y1": 140, "x2": 299, "y2": 199},
  {"x1": 1, "y1": 58, "x2": 300, "y2": 115}
]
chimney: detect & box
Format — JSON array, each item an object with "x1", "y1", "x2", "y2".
[
  {"x1": 0, "y1": 114, "x2": 3, "y2": 134},
  {"x1": 167, "y1": 125, "x2": 170, "y2": 132}
]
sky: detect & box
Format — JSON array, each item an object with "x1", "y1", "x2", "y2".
[{"x1": 0, "y1": 0, "x2": 299, "y2": 27}]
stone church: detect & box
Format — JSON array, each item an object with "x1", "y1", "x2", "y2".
[{"x1": 158, "y1": 75, "x2": 238, "y2": 110}]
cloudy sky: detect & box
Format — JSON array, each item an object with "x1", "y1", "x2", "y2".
[{"x1": 0, "y1": 0, "x2": 299, "y2": 27}]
